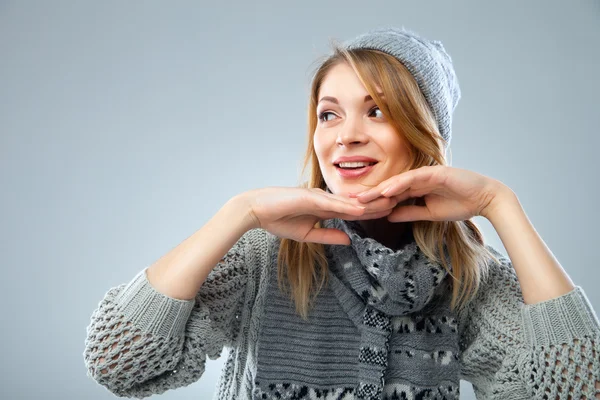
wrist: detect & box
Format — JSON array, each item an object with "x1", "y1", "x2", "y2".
[
  {"x1": 229, "y1": 192, "x2": 260, "y2": 231},
  {"x1": 480, "y1": 181, "x2": 519, "y2": 221}
]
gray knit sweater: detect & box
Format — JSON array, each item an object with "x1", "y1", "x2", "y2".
[{"x1": 83, "y1": 227, "x2": 600, "y2": 399}]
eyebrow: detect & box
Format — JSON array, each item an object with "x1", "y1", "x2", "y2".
[{"x1": 318, "y1": 93, "x2": 384, "y2": 104}]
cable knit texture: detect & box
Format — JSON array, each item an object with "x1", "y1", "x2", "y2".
[{"x1": 84, "y1": 227, "x2": 600, "y2": 399}]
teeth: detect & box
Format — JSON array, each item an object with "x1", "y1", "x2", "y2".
[{"x1": 338, "y1": 161, "x2": 374, "y2": 168}]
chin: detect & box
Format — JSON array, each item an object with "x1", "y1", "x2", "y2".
[
  {"x1": 328, "y1": 184, "x2": 352, "y2": 195},
  {"x1": 327, "y1": 184, "x2": 359, "y2": 196}
]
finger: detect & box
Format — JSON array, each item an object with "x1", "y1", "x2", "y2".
[
  {"x1": 388, "y1": 190, "x2": 413, "y2": 204},
  {"x1": 309, "y1": 193, "x2": 366, "y2": 216},
  {"x1": 356, "y1": 170, "x2": 419, "y2": 202},
  {"x1": 315, "y1": 188, "x2": 367, "y2": 205},
  {"x1": 317, "y1": 208, "x2": 394, "y2": 221},
  {"x1": 386, "y1": 167, "x2": 443, "y2": 200},
  {"x1": 304, "y1": 228, "x2": 351, "y2": 245},
  {"x1": 357, "y1": 196, "x2": 398, "y2": 212},
  {"x1": 354, "y1": 181, "x2": 396, "y2": 203},
  {"x1": 387, "y1": 205, "x2": 431, "y2": 222},
  {"x1": 313, "y1": 197, "x2": 395, "y2": 220},
  {"x1": 318, "y1": 189, "x2": 396, "y2": 213},
  {"x1": 345, "y1": 209, "x2": 394, "y2": 221},
  {"x1": 334, "y1": 197, "x2": 397, "y2": 218}
]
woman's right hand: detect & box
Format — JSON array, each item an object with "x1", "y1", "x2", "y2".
[{"x1": 239, "y1": 187, "x2": 396, "y2": 245}]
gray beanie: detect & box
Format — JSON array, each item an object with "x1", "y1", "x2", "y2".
[{"x1": 342, "y1": 27, "x2": 461, "y2": 149}]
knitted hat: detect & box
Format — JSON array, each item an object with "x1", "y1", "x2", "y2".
[{"x1": 342, "y1": 27, "x2": 461, "y2": 149}]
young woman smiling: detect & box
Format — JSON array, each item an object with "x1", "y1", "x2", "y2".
[{"x1": 84, "y1": 27, "x2": 600, "y2": 400}]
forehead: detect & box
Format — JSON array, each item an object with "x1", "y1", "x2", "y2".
[{"x1": 318, "y1": 62, "x2": 381, "y2": 100}]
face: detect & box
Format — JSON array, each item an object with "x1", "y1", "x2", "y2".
[{"x1": 313, "y1": 62, "x2": 411, "y2": 196}]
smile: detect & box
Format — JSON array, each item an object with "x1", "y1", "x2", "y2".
[{"x1": 335, "y1": 162, "x2": 377, "y2": 178}]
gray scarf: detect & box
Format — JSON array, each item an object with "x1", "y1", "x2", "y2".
[{"x1": 254, "y1": 218, "x2": 461, "y2": 400}]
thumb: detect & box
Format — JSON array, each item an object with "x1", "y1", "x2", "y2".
[
  {"x1": 304, "y1": 228, "x2": 351, "y2": 245},
  {"x1": 387, "y1": 205, "x2": 430, "y2": 222}
]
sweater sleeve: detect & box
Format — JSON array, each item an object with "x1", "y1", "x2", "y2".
[
  {"x1": 458, "y1": 245, "x2": 600, "y2": 399},
  {"x1": 83, "y1": 229, "x2": 259, "y2": 399}
]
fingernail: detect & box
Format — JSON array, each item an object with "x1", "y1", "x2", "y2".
[{"x1": 381, "y1": 186, "x2": 392, "y2": 195}]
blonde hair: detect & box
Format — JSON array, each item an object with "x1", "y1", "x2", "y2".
[{"x1": 277, "y1": 43, "x2": 499, "y2": 319}]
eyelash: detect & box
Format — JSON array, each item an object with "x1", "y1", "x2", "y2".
[{"x1": 317, "y1": 106, "x2": 383, "y2": 123}]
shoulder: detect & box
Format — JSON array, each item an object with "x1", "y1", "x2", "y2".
[
  {"x1": 481, "y1": 244, "x2": 521, "y2": 288},
  {"x1": 479, "y1": 244, "x2": 523, "y2": 301},
  {"x1": 463, "y1": 243, "x2": 524, "y2": 313},
  {"x1": 460, "y1": 244, "x2": 523, "y2": 325},
  {"x1": 458, "y1": 243, "x2": 526, "y2": 343}
]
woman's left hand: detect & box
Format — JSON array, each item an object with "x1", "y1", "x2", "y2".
[{"x1": 351, "y1": 165, "x2": 509, "y2": 222}]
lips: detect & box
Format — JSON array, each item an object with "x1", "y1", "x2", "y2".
[
  {"x1": 335, "y1": 162, "x2": 377, "y2": 178},
  {"x1": 333, "y1": 156, "x2": 378, "y2": 164},
  {"x1": 332, "y1": 155, "x2": 379, "y2": 179}
]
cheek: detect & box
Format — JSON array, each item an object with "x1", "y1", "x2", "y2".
[
  {"x1": 313, "y1": 133, "x2": 329, "y2": 159},
  {"x1": 381, "y1": 135, "x2": 410, "y2": 172}
]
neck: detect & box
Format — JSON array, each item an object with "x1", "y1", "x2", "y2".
[
  {"x1": 355, "y1": 197, "x2": 416, "y2": 250},
  {"x1": 357, "y1": 218, "x2": 413, "y2": 251}
]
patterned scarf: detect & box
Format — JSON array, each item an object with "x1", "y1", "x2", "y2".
[{"x1": 254, "y1": 217, "x2": 461, "y2": 400}]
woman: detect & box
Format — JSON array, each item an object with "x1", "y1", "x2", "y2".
[{"x1": 83, "y1": 27, "x2": 600, "y2": 399}]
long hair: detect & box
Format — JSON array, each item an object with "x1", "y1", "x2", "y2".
[{"x1": 277, "y1": 42, "x2": 500, "y2": 319}]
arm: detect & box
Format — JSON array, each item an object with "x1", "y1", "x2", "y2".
[
  {"x1": 460, "y1": 186, "x2": 600, "y2": 398},
  {"x1": 83, "y1": 194, "x2": 260, "y2": 398},
  {"x1": 145, "y1": 193, "x2": 256, "y2": 301}
]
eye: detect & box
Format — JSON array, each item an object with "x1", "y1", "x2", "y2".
[
  {"x1": 317, "y1": 111, "x2": 336, "y2": 123},
  {"x1": 369, "y1": 106, "x2": 384, "y2": 119}
]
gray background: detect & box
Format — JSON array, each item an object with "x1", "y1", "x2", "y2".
[{"x1": 1, "y1": 0, "x2": 599, "y2": 399}]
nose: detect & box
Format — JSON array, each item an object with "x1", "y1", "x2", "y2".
[{"x1": 336, "y1": 117, "x2": 368, "y2": 147}]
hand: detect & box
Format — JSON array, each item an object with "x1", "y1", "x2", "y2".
[
  {"x1": 242, "y1": 187, "x2": 397, "y2": 245},
  {"x1": 352, "y1": 165, "x2": 504, "y2": 222}
]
